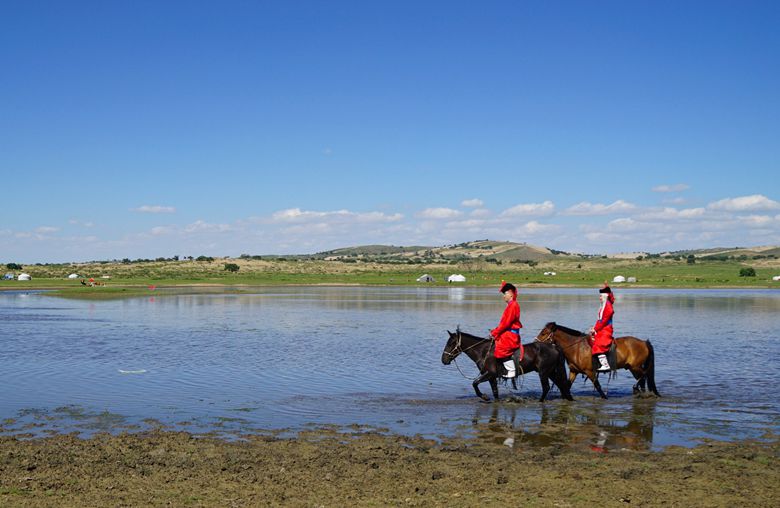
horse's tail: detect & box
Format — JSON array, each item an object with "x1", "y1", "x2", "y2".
[
  {"x1": 553, "y1": 344, "x2": 574, "y2": 400},
  {"x1": 643, "y1": 340, "x2": 660, "y2": 397}
]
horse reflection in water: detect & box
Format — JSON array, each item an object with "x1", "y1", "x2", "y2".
[
  {"x1": 470, "y1": 398, "x2": 657, "y2": 453},
  {"x1": 441, "y1": 329, "x2": 573, "y2": 402}
]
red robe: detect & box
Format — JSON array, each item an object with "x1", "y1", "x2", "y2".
[
  {"x1": 591, "y1": 298, "x2": 614, "y2": 354},
  {"x1": 491, "y1": 300, "x2": 522, "y2": 358}
]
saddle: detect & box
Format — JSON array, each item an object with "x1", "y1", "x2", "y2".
[{"x1": 592, "y1": 341, "x2": 617, "y2": 372}]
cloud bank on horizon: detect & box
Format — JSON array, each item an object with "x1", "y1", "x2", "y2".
[{"x1": 4, "y1": 192, "x2": 779, "y2": 263}]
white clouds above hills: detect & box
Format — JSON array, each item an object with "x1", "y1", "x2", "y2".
[
  {"x1": 707, "y1": 194, "x2": 780, "y2": 212},
  {"x1": 132, "y1": 205, "x2": 176, "y2": 214},
  {"x1": 4, "y1": 194, "x2": 780, "y2": 262}
]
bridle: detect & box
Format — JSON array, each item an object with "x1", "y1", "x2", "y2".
[
  {"x1": 537, "y1": 327, "x2": 556, "y2": 344},
  {"x1": 444, "y1": 329, "x2": 494, "y2": 379}
]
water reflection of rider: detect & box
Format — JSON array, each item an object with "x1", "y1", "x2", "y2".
[
  {"x1": 490, "y1": 281, "x2": 522, "y2": 378},
  {"x1": 470, "y1": 398, "x2": 657, "y2": 452},
  {"x1": 586, "y1": 398, "x2": 656, "y2": 453}
]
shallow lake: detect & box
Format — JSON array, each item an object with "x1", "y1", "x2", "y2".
[{"x1": 1, "y1": 287, "x2": 778, "y2": 451}]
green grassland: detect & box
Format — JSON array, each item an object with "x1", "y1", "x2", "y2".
[{"x1": 2, "y1": 254, "x2": 778, "y2": 300}]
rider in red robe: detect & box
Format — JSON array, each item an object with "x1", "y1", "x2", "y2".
[
  {"x1": 590, "y1": 284, "x2": 615, "y2": 371},
  {"x1": 490, "y1": 281, "x2": 523, "y2": 377}
]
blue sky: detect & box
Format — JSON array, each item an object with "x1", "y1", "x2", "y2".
[{"x1": 2, "y1": 1, "x2": 779, "y2": 263}]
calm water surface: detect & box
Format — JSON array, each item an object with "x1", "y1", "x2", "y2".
[{"x1": 1, "y1": 287, "x2": 778, "y2": 451}]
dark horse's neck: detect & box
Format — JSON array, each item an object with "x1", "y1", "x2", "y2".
[{"x1": 456, "y1": 331, "x2": 493, "y2": 370}]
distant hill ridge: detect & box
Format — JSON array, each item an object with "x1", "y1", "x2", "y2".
[
  {"x1": 313, "y1": 241, "x2": 779, "y2": 262},
  {"x1": 315, "y1": 240, "x2": 562, "y2": 262}
]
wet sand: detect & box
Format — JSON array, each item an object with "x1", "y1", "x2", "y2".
[{"x1": 1, "y1": 429, "x2": 777, "y2": 507}]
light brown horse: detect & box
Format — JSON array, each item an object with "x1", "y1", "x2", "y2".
[{"x1": 536, "y1": 322, "x2": 659, "y2": 399}]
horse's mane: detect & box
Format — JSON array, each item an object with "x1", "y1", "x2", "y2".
[
  {"x1": 549, "y1": 322, "x2": 587, "y2": 337},
  {"x1": 456, "y1": 330, "x2": 492, "y2": 343}
]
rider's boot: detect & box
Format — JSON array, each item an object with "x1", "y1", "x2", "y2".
[
  {"x1": 596, "y1": 354, "x2": 610, "y2": 372},
  {"x1": 503, "y1": 359, "x2": 516, "y2": 378}
]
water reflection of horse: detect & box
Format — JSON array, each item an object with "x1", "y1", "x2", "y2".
[
  {"x1": 471, "y1": 398, "x2": 657, "y2": 452},
  {"x1": 441, "y1": 329, "x2": 573, "y2": 402},
  {"x1": 536, "y1": 322, "x2": 660, "y2": 399}
]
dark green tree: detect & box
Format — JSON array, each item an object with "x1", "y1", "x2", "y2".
[
  {"x1": 739, "y1": 267, "x2": 756, "y2": 277},
  {"x1": 5, "y1": 263, "x2": 22, "y2": 270},
  {"x1": 224, "y1": 263, "x2": 240, "y2": 273}
]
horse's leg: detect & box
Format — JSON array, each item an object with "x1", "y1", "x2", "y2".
[
  {"x1": 472, "y1": 372, "x2": 493, "y2": 402},
  {"x1": 538, "y1": 373, "x2": 551, "y2": 402},
  {"x1": 553, "y1": 365, "x2": 575, "y2": 401},
  {"x1": 590, "y1": 371, "x2": 608, "y2": 399},
  {"x1": 489, "y1": 377, "x2": 500, "y2": 401},
  {"x1": 628, "y1": 366, "x2": 645, "y2": 395}
]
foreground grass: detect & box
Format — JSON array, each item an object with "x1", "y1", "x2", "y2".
[{"x1": 1, "y1": 257, "x2": 778, "y2": 299}]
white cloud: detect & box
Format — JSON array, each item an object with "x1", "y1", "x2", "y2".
[
  {"x1": 461, "y1": 198, "x2": 483, "y2": 208},
  {"x1": 517, "y1": 221, "x2": 559, "y2": 235},
  {"x1": 637, "y1": 207, "x2": 706, "y2": 220},
  {"x1": 500, "y1": 200, "x2": 555, "y2": 217},
  {"x1": 470, "y1": 208, "x2": 491, "y2": 218},
  {"x1": 35, "y1": 226, "x2": 60, "y2": 234},
  {"x1": 652, "y1": 184, "x2": 689, "y2": 193},
  {"x1": 416, "y1": 207, "x2": 462, "y2": 219},
  {"x1": 133, "y1": 205, "x2": 176, "y2": 214},
  {"x1": 563, "y1": 200, "x2": 636, "y2": 216},
  {"x1": 184, "y1": 220, "x2": 233, "y2": 233},
  {"x1": 150, "y1": 226, "x2": 174, "y2": 236},
  {"x1": 707, "y1": 194, "x2": 780, "y2": 212},
  {"x1": 606, "y1": 218, "x2": 641, "y2": 233},
  {"x1": 271, "y1": 208, "x2": 403, "y2": 223}
]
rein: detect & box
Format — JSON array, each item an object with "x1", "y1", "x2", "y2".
[
  {"x1": 448, "y1": 330, "x2": 494, "y2": 380},
  {"x1": 538, "y1": 327, "x2": 589, "y2": 352}
]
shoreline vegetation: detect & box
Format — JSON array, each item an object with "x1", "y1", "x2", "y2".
[{"x1": 2, "y1": 241, "x2": 779, "y2": 299}]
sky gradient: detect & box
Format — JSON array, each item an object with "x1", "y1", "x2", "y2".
[{"x1": 2, "y1": 1, "x2": 779, "y2": 263}]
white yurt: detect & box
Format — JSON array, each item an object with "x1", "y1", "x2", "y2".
[
  {"x1": 447, "y1": 274, "x2": 466, "y2": 283},
  {"x1": 773, "y1": 275, "x2": 780, "y2": 281},
  {"x1": 416, "y1": 274, "x2": 435, "y2": 283},
  {"x1": 68, "y1": 273, "x2": 79, "y2": 279},
  {"x1": 612, "y1": 275, "x2": 626, "y2": 283},
  {"x1": 627, "y1": 276, "x2": 637, "y2": 283},
  {"x1": 543, "y1": 271, "x2": 557, "y2": 276},
  {"x1": 17, "y1": 273, "x2": 32, "y2": 281}
]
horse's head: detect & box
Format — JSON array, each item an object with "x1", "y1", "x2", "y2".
[
  {"x1": 441, "y1": 330, "x2": 462, "y2": 365},
  {"x1": 535, "y1": 322, "x2": 558, "y2": 343}
]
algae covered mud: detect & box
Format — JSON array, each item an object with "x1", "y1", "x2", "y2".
[{"x1": 1, "y1": 430, "x2": 777, "y2": 506}]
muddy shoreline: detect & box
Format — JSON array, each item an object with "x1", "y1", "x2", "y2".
[{"x1": 1, "y1": 429, "x2": 777, "y2": 507}]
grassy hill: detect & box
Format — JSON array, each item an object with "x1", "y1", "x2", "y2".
[{"x1": 2, "y1": 240, "x2": 779, "y2": 298}]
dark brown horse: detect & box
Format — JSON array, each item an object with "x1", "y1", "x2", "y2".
[
  {"x1": 441, "y1": 329, "x2": 574, "y2": 402},
  {"x1": 536, "y1": 322, "x2": 659, "y2": 399}
]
